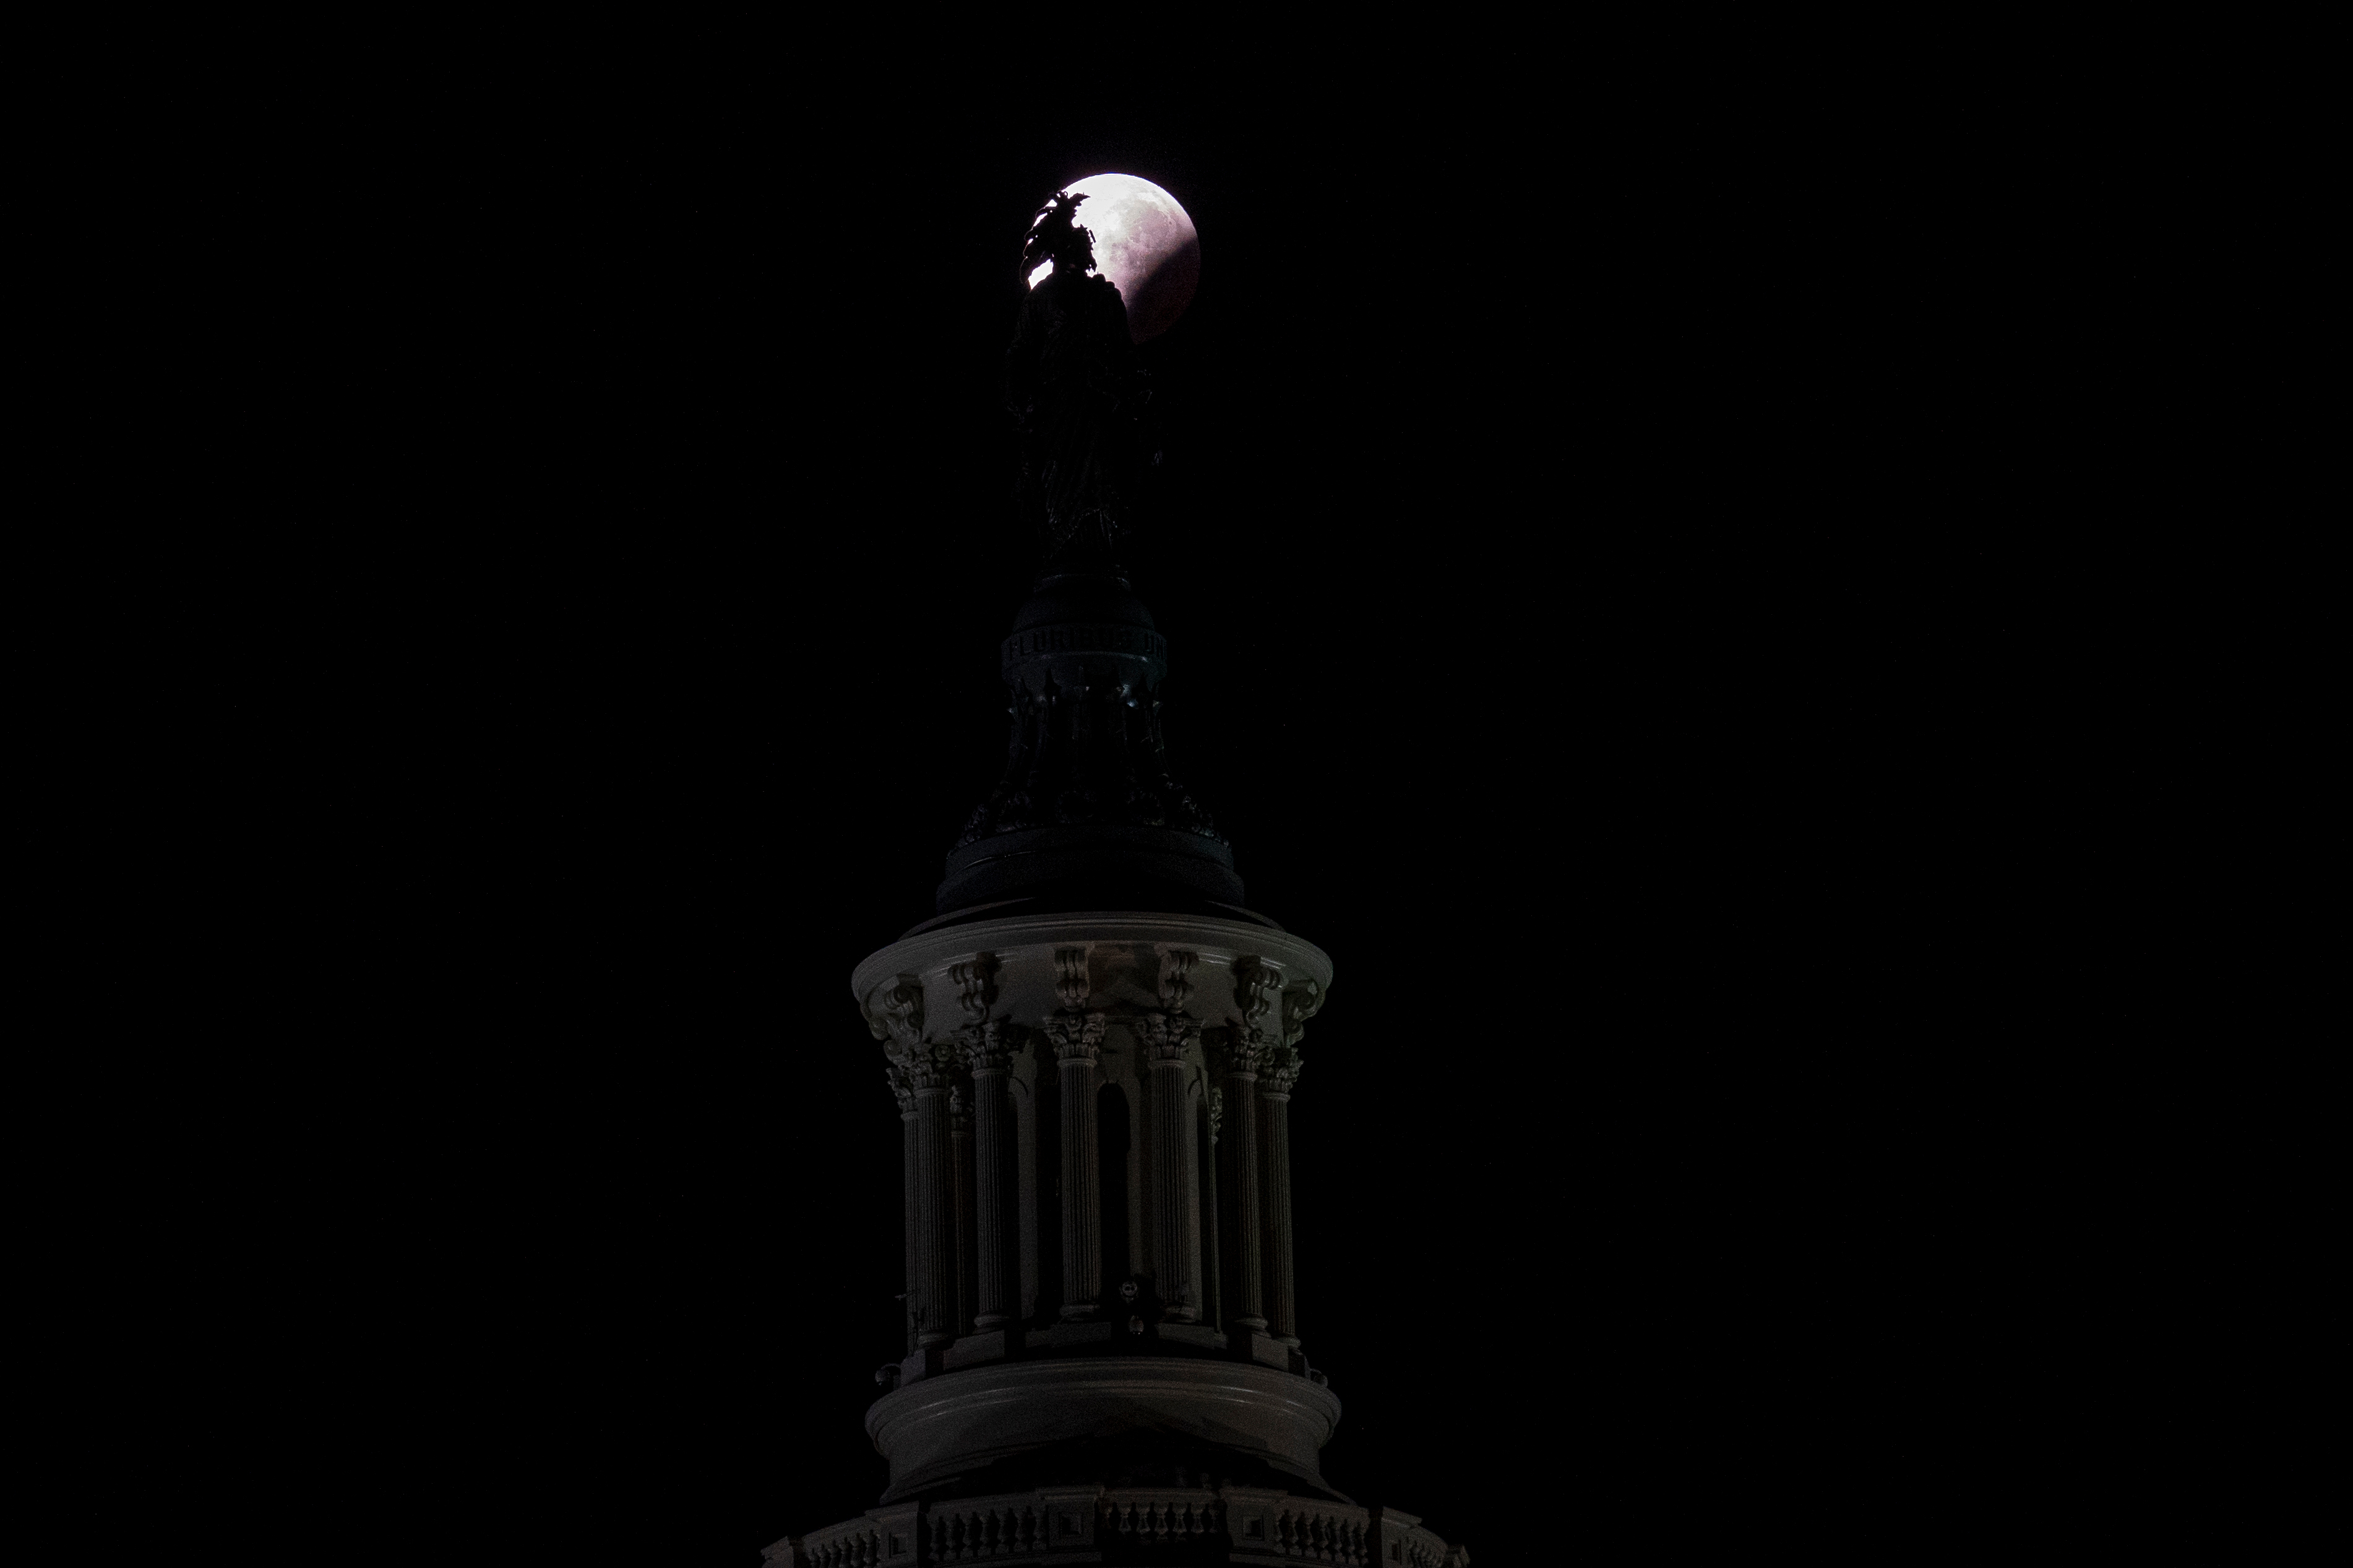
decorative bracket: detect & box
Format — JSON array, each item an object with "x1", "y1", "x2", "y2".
[
  {"x1": 1231, "y1": 956, "x2": 1283, "y2": 1030},
  {"x1": 951, "y1": 954, "x2": 1000, "y2": 1022},
  {"x1": 868, "y1": 975, "x2": 926, "y2": 1052},
  {"x1": 1281, "y1": 979, "x2": 1324, "y2": 1049},
  {"x1": 1156, "y1": 948, "x2": 1197, "y2": 1014},
  {"x1": 1054, "y1": 947, "x2": 1091, "y2": 1012}
]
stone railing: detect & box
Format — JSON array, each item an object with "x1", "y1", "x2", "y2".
[
  {"x1": 793, "y1": 1517, "x2": 880, "y2": 1568},
  {"x1": 1100, "y1": 1486, "x2": 1225, "y2": 1546},
  {"x1": 774, "y1": 1488, "x2": 1462, "y2": 1567},
  {"x1": 778, "y1": 1502, "x2": 920, "y2": 1567},
  {"x1": 1365, "y1": 1507, "x2": 1462, "y2": 1568},
  {"x1": 923, "y1": 1487, "x2": 1101, "y2": 1561},
  {"x1": 1221, "y1": 1485, "x2": 1372, "y2": 1564}
]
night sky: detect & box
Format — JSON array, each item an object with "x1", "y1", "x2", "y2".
[{"x1": 148, "y1": 72, "x2": 2289, "y2": 1563}]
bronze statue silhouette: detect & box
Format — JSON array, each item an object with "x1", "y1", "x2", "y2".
[{"x1": 1005, "y1": 191, "x2": 1159, "y2": 563}]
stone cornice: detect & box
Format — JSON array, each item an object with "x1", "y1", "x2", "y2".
[
  {"x1": 853, "y1": 913, "x2": 1331, "y2": 1014},
  {"x1": 863, "y1": 1355, "x2": 1344, "y2": 1504}
]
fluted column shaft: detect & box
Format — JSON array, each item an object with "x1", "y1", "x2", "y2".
[
  {"x1": 1260, "y1": 1080, "x2": 1297, "y2": 1346},
  {"x1": 1218, "y1": 1055, "x2": 1266, "y2": 1333},
  {"x1": 964, "y1": 1024, "x2": 1019, "y2": 1330},
  {"x1": 898, "y1": 1103, "x2": 919, "y2": 1354},
  {"x1": 1200, "y1": 1089, "x2": 1222, "y2": 1332},
  {"x1": 911, "y1": 1073, "x2": 957, "y2": 1347},
  {"x1": 1144, "y1": 1014, "x2": 1200, "y2": 1322},
  {"x1": 952, "y1": 1086, "x2": 976, "y2": 1339},
  {"x1": 1051, "y1": 1013, "x2": 1104, "y2": 1320}
]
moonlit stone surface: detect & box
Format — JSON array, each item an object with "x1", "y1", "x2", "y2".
[{"x1": 1026, "y1": 173, "x2": 1201, "y2": 343}]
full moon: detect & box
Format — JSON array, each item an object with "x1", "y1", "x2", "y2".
[{"x1": 1027, "y1": 173, "x2": 1200, "y2": 343}]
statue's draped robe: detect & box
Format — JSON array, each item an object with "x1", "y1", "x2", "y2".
[{"x1": 1005, "y1": 270, "x2": 1150, "y2": 558}]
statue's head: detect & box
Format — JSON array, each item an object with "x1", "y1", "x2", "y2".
[{"x1": 1022, "y1": 190, "x2": 1097, "y2": 282}]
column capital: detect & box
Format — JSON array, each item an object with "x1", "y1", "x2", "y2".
[
  {"x1": 1046, "y1": 1011, "x2": 1106, "y2": 1063},
  {"x1": 882, "y1": 1056, "x2": 919, "y2": 1115},
  {"x1": 1261, "y1": 1039, "x2": 1305, "y2": 1099},
  {"x1": 1141, "y1": 1010, "x2": 1198, "y2": 1063},
  {"x1": 957, "y1": 1019, "x2": 1017, "y2": 1075},
  {"x1": 885, "y1": 1035, "x2": 958, "y2": 1095},
  {"x1": 1208, "y1": 1022, "x2": 1273, "y2": 1079}
]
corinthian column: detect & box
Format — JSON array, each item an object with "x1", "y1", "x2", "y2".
[
  {"x1": 950, "y1": 1080, "x2": 976, "y2": 1339},
  {"x1": 1260, "y1": 1039, "x2": 1304, "y2": 1348},
  {"x1": 1200, "y1": 1086, "x2": 1222, "y2": 1332},
  {"x1": 1143, "y1": 1011, "x2": 1202, "y2": 1322},
  {"x1": 875, "y1": 979, "x2": 959, "y2": 1352},
  {"x1": 904, "y1": 1040, "x2": 958, "y2": 1349},
  {"x1": 1048, "y1": 1011, "x2": 1106, "y2": 1319},
  {"x1": 884, "y1": 1061, "x2": 919, "y2": 1355},
  {"x1": 960, "y1": 1021, "x2": 1019, "y2": 1331},
  {"x1": 1211, "y1": 1026, "x2": 1268, "y2": 1334}
]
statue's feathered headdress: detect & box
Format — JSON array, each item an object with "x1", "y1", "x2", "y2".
[{"x1": 1022, "y1": 190, "x2": 1096, "y2": 279}]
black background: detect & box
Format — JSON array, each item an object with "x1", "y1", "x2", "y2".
[{"x1": 126, "y1": 61, "x2": 2305, "y2": 1564}]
